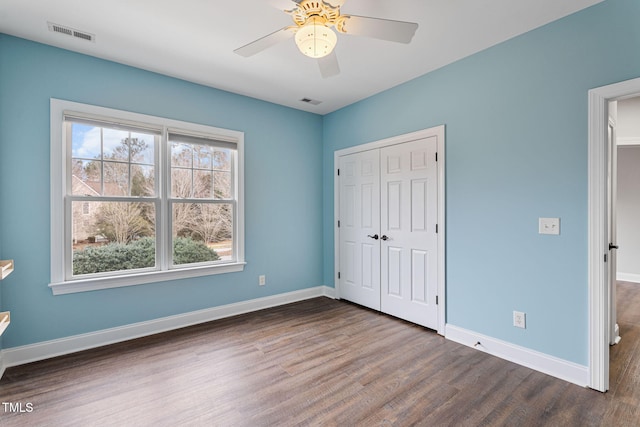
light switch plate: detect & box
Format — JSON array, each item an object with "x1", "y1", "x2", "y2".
[{"x1": 539, "y1": 217, "x2": 560, "y2": 235}]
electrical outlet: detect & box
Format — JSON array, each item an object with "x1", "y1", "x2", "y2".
[
  {"x1": 259, "y1": 275, "x2": 266, "y2": 286},
  {"x1": 513, "y1": 311, "x2": 526, "y2": 329}
]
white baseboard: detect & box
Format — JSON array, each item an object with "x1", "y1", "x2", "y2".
[
  {"x1": 445, "y1": 324, "x2": 589, "y2": 388},
  {"x1": 617, "y1": 272, "x2": 640, "y2": 284},
  {"x1": 1, "y1": 286, "x2": 335, "y2": 372},
  {"x1": 323, "y1": 286, "x2": 336, "y2": 299}
]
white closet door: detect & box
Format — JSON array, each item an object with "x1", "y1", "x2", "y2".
[
  {"x1": 380, "y1": 137, "x2": 438, "y2": 329},
  {"x1": 338, "y1": 149, "x2": 381, "y2": 310}
]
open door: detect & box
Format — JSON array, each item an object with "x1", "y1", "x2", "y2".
[{"x1": 607, "y1": 113, "x2": 621, "y2": 346}]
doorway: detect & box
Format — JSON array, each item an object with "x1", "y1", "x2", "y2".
[
  {"x1": 588, "y1": 76, "x2": 640, "y2": 392},
  {"x1": 613, "y1": 98, "x2": 640, "y2": 288},
  {"x1": 608, "y1": 97, "x2": 640, "y2": 348},
  {"x1": 333, "y1": 126, "x2": 446, "y2": 334}
]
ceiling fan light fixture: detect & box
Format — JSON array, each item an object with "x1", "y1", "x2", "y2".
[{"x1": 294, "y1": 16, "x2": 337, "y2": 59}]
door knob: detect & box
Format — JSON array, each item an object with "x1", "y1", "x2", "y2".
[
  {"x1": 609, "y1": 243, "x2": 619, "y2": 250},
  {"x1": 367, "y1": 234, "x2": 379, "y2": 240},
  {"x1": 381, "y1": 235, "x2": 389, "y2": 241}
]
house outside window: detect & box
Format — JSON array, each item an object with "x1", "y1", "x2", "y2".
[{"x1": 50, "y1": 99, "x2": 245, "y2": 295}]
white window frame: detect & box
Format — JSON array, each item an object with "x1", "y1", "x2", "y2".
[{"x1": 49, "y1": 99, "x2": 245, "y2": 295}]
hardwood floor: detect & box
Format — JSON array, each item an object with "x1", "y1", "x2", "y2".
[{"x1": 1, "y1": 283, "x2": 640, "y2": 426}]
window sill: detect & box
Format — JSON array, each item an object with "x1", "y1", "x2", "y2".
[{"x1": 49, "y1": 262, "x2": 246, "y2": 295}]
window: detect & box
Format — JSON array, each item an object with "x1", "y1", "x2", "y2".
[{"x1": 50, "y1": 99, "x2": 245, "y2": 295}]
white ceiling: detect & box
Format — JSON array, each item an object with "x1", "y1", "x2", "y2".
[{"x1": 0, "y1": 0, "x2": 603, "y2": 115}]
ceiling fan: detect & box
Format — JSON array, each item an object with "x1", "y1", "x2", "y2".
[{"x1": 234, "y1": 0, "x2": 419, "y2": 78}]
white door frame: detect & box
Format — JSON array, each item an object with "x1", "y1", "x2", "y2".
[
  {"x1": 588, "y1": 76, "x2": 640, "y2": 392},
  {"x1": 334, "y1": 125, "x2": 446, "y2": 335}
]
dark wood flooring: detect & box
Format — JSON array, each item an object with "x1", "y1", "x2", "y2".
[{"x1": 1, "y1": 282, "x2": 640, "y2": 426}]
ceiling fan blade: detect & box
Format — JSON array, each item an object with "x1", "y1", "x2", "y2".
[
  {"x1": 234, "y1": 27, "x2": 296, "y2": 57},
  {"x1": 339, "y1": 15, "x2": 418, "y2": 44},
  {"x1": 324, "y1": 0, "x2": 346, "y2": 6},
  {"x1": 318, "y1": 51, "x2": 340, "y2": 78}
]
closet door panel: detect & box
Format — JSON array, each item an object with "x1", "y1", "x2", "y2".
[
  {"x1": 338, "y1": 150, "x2": 381, "y2": 310},
  {"x1": 380, "y1": 137, "x2": 438, "y2": 329}
]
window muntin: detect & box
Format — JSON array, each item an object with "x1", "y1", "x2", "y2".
[{"x1": 51, "y1": 100, "x2": 245, "y2": 293}]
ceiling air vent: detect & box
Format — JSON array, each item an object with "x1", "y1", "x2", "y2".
[
  {"x1": 47, "y1": 22, "x2": 95, "y2": 42},
  {"x1": 300, "y1": 98, "x2": 322, "y2": 106}
]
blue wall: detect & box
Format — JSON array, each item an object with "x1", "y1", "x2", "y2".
[
  {"x1": 323, "y1": 0, "x2": 640, "y2": 365},
  {"x1": 0, "y1": 35, "x2": 324, "y2": 348}
]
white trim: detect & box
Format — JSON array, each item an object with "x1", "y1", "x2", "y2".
[
  {"x1": 0, "y1": 286, "x2": 334, "y2": 372},
  {"x1": 322, "y1": 286, "x2": 337, "y2": 299},
  {"x1": 588, "y1": 86, "x2": 610, "y2": 392},
  {"x1": 333, "y1": 157, "x2": 341, "y2": 301},
  {"x1": 334, "y1": 128, "x2": 439, "y2": 157},
  {"x1": 617, "y1": 136, "x2": 640, "y2": 146},
  {"x1": 333, "y1": 126, "x2": 446, "y2": 335},
  {"x1": 617, "y1": 272, "x2": 640, "y2": 284},
  {"x1": 446, "y1": 324, "x2": 589, "y2": 387},
  {"x1": 50, "y1": 98, "x2": 245, "y2": 295},
  {"x1": 51, "y1": 100, "x2": 66, "y2": 285},
  {"x1": 49, "y1": 262, "x2": 247, "y2": 295},
  {"x1": 588, "y1": 76, "x2": 640, "y2": 392},
  {"x1": 435, "y1": 126, "x2": 446, "y2": 335}
]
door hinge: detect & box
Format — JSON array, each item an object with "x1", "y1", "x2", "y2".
[
  {"x1": 338, "y1": 220, "x2": 341, "y2": 228},
  {"x1": 435, "y1": 224, "x2": 438, "y2": 233},
  {"x1": 604, "y1": 254, "x2": 608, "y2": 263},
  {"x1": 338, "y1": 272, "x2": 341, "y2": 279},
  {"x1": 435, "y1": 152, "x2": 438, "y2": 162},
  {"x1": 436, "y1": 295, "x2": 439, "y2": 305},
  {"x1": 337, "y1": 168, "x2": 340, "y2": 176}
]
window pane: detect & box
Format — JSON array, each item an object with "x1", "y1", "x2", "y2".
[
  {"x1": 171, "y1": 168, "x2": 192, "y2": 198},
  {"x1": 72, "y1": 201, "x2": 156, "y2": 275},
  {"x1": 194, "y1": 170, "x2": 213, "y2": 198},
  {"x1": 172, "y1": 202, "x2": 233, "y2": 265},
  {"x1": 214, "y1": 171, "x2": 231, "y2": 199},
  {"x1": 104, "y1": 161, "x2": 130, "y2": 196},
  {"x1": 214, "y1": 149, "x2": 231, "y2": 171},
  {"x1": 72, "y1": 159, "x2": 102, "y2": 196},
  {"x1": 131, "y1": 164, "x2": 155, "y2": 197},
  {"x1": 103, "y1": 128, "x2": 130, "y2": 161},
  {"x1": 171, "y1": 143, "x2": 192, "y2": 167},
  {"x1": 71, "y1": 123, "x2": 102, "y2": 159},
  {"x1": 194, "y1": 145, "x2": 212, "y2": 169},
  {"x1": 130, "y1": 132, "x2": 155, "y2": 164}
]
